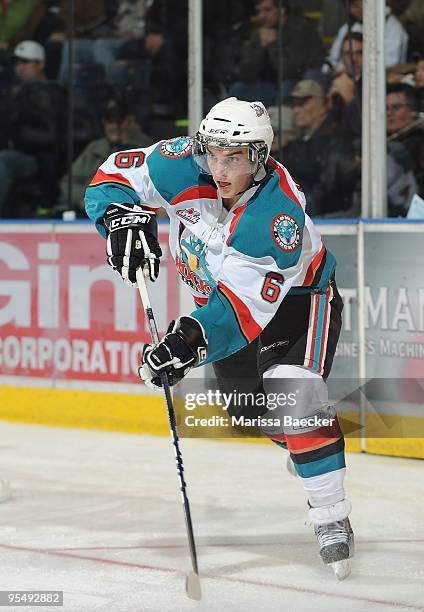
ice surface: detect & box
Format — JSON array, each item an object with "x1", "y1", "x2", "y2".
[{"x1": 0, "y1": 421, "x2": 423, "y2": 611}]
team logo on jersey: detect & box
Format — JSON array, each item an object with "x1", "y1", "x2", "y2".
[
  {"x1": 160, "y1": 137, "x2": 192, "y2": 158},
  {"x1": 176, "y1": 208, "x2": 200, "y2": 224},
  {"x1": 250, "y1": 103, "x2": 267, "y2": 117},
  {"x1": 271, "y1": 214, "x2": 301, "y2": 252},
  {"x1": 175, "y1": 234, "x2": 215, "y2": 296}
]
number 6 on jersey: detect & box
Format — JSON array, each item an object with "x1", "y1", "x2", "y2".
[{"x1": 261, "y1": 272, "x2": 284, "y2": 303}]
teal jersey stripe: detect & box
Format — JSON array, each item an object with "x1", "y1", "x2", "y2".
[
  {"x1": 294, "y1": 451, "x2": 345, "y2": 479},
  {"x1": 191, "y1": 288, "x2": 248, "y2": 364},
  {"x1": 319, "y1": 250, "x2": 336, "y2": 287},
  {"x1": 85, "y1": 183, "x2": 140, "y2": 238},
  {"x1": 312, "y1": 291, "x2": 328, "y2": 371}
]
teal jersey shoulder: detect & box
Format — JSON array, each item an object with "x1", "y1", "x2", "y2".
[
  {"x1": 228, "y1": 171, "x2": 305, "y2": 270},
  {"x1": 85, "y1": 183, "x2": 140, "y2": 238},
  {"x1": 147, "y1": 137, "x2": 209, "y2": 203}
]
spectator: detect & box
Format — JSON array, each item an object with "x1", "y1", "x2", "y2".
[
  {"x1": 329, "y1": 32, "x2": 363, "y2": 140},
  {"x1": 282, "y1": 80, "x2": 359, "y2": 217},
  {"x1": 0, "y1": 40, "x2": 67, "y2": 217},
  {"x1": 387, "y1": 140, "x2": 417, "y2": 216},
  {"x1": 229, "y1": 0, "x2": 326, "y2": 106},
  {"x1": 138, "y1": 1, "x2": 254, "y2": 116},
  {"x1": 386, "y1": 83, "x2": 424, "y2": 196},
  {"x1": 415, "y1": 58, "x2": 424, "y2": 87},
  {"x1": 114, "y1": 0, "x2": 148, "y2": 39},
  {"x1": 203, "y1": 1, "x2": 254, "y2": 104},
  {"x1": 59, "y1": 97, "x2": 153, "y2": 214},
  {"x1": 52, "y1": 0, "x2": 113, "y2": 40},
  {"x1": 390, "y1": 0, "x2": 424, "y2": 58},
  {"x1": 143, "y1": 0, "x2": 188, "y2": 116},
  {"x1": 415, "y1": 57, "x2": 424, "y2": 112},
  {"x1": 329, "y1": 39, "x2": 419, "y2": 215},
  {"x1": 50, "y1": 0, "x2": 125, "y2": 82},
  {"x1": 0, "y1": 0, "x2": 45, "y2": 54},
  {"x1": 327, "y1": 0, "x2": 408, "y2": 71}
]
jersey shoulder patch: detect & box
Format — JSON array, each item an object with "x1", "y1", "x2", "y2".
[
  {"x1": 270, "y1": 213, "x2": 302, "y2": 254},
  {"x1": 159, "y1": 136, "x2": 193, "y2": 158}
]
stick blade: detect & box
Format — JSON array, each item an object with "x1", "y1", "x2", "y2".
[{"x1": 186, "y1": 571, "x2": 201, "y2": 600}]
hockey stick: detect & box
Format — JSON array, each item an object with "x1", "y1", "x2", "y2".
[{"x1": 136, "y1": 268, "x2": 202, "y2": 601}]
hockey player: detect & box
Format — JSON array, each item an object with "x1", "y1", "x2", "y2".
[{"x1": 85, "y1": 97, "x2": 354, "y2": 579}]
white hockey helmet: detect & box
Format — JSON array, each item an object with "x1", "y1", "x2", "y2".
[{"x1": 193, "y1": 97, "x2": 274, "y2": 179}]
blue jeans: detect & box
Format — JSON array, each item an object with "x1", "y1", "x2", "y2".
[{"x1": 0, "y1": 150, "x2": 38, "y2": 213}]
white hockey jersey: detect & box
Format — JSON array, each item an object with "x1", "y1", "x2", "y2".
[{"x1": 85, "y1": 137, "x2": 336, "y2": 364}]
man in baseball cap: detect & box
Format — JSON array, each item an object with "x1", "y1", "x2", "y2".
[
  {"x1": 0, "y1": 39, "x2": 65, "y2": 216},
  {"x1": 289, "y1": 79, "x2": 327, "y2": 136},
  {"x1": 291, "y1": 79, "x2": 326, "y2": 101},
  {"x1": 283, "y1": 78, "x2": 358, "y2": 216},
  {"x1": 13, "y1": 40, "x2": 46, "y2": 82}
]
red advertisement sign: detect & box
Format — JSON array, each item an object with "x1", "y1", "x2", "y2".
[{"x1": 0, "y1": 224, "x2": 178, "y2": 384}]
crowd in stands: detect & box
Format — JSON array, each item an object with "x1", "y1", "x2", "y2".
[{"x1": 0, "y1": 0, "x2": 422, "y2": 219}]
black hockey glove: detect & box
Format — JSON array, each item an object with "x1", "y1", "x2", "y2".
[
  {"x1": 104, "y1": 203, "x2": 162, "y2": 285},
  {"x1": 139, "y1": 316, "x2": 208, "y2": 388}
]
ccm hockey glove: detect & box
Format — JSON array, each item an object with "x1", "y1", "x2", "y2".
[
  {"x1": 104, "y1": 203, "x2": 162, "y2": 285},
  {"x1": 139, "y1": 316, "x2": 208, "y2": 388}
]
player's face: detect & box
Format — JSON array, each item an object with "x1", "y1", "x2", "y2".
[
  {"x1": 206, "y1": 146, "x2": 254, "y2": 202},
  {"x1": 386, "y1": 92, "x2": 415, "y2": 134}
]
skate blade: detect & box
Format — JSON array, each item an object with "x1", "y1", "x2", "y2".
[
  {"x1": 186, "y1": 571, "x2": 201, "y2": 600},
  {"x1": 331, "y1": 559, "x2": 351, "y2": 580}
]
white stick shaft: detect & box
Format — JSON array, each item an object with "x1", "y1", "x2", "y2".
[{"x1": 136, "y1": 268, "x2": 152, "y2": 309}]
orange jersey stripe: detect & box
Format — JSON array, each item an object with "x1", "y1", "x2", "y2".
[
  {"x1": 194, "y1": 295, "x2": 208, "y2": 307},
  {"x1": 303, "y1": 243, "x2": 325, "y2": 287},
  {"x1": 89, "y1": 169, "x2": 133, "y2": 189},
  {"x1": 288, "y1": 436, "x2": 342, "y2": 454},
  {"x1": 268, "y1": 158, "x2": 303, "y2": 209},
  {"x1": 217, "y1": 281, "x2": 262, "y2": 342},
  {"x1": 171, "y1": 185, "x2": 217, "y2": 206},
  {"x1": 226, "y1": 204, "x2": 246, "y2": 246},
  {"x1": 285, "y1": 420, "x2": 343, "y2": 453}
]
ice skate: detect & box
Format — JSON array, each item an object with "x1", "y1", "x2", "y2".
[
  {"x1": 309, "y1": 500, "x2": 354, "y2": 580},
  {"x1": 314, "y1": 517, "x2": 354, "y2": 579}
]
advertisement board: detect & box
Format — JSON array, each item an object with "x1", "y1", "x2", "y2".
[{"x1": 0, "y1": 223, "x2": 179, "y2": 388}]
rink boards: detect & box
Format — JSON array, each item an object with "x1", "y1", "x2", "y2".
[{"x1": 0, "y1": 221, "x2": 423, "y2": 459}]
